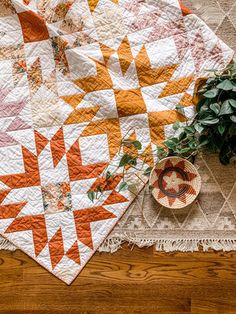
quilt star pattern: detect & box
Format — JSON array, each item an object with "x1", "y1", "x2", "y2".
[{"x1": 0, "y1": 0, "x2": 234, "y2": 284}]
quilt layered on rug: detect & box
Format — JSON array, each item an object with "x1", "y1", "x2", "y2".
[{"x1": 0, "y1": 0, "x2": 234, "y2": 284}]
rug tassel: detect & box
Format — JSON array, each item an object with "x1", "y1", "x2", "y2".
[
  {"x1": 99, "y1": 237, "x2": 236, "y2": 253},
  {"x1": 0, "y1": 237, "x2": 17, "y2": 251},
  {"x1": 1, "y1": 235, "x2": 236, "y2": 254}
]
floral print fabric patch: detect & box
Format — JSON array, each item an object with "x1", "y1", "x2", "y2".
[{"x1": 42, "y1": 182, "x2": 72, "y2": 214}]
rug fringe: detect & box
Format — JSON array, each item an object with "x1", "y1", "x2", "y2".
[
  {"x1": 99, "y1": 236, "x2": 236, "y2": 253},
  {"x1": 0, "y1": 237, "x2": 17, "y2": 251},
  {"x1": 1, "y1": 236, "x2": 236, "y2": 253}
]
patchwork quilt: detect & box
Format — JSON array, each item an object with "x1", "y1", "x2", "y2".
[{"x1": 0, "y1": 0, "x2": 233, "y2": 284}]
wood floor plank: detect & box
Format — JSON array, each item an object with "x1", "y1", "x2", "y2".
[
  {"x1": 191, "y1": 299, "x2": 236, "y2": 314},
  {"x1": 0, "y1": 245, "x2": 236, "y2": 313}
]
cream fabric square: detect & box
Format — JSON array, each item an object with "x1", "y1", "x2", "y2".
[
  {"x1": 31, "y1": 98, "x2": 61, "y2": 128},
  {"x1": 79, "y1": 134, "x2": 110, "y2": 165}
]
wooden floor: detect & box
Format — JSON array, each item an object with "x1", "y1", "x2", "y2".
[{"x1": 1, "y1": 245, "x2": 236, "y2": 313}]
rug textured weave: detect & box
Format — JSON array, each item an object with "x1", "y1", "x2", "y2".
[
  {"x1": 98, "y1": 0, "x2": 236, "y2": 254},
  {"x1": 0, "y1": 0, "x2": 233, "y2": 284},
  {"x1": 183, "y1": 0, "x2": 236, "y2": 52},
  {"x1": 100, "y1": 153, "x2": 236, "y2": 253}
]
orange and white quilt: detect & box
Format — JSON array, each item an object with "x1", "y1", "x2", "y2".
[{"x1": 0, "y1": 0, "x2": 233, "y2": 284}]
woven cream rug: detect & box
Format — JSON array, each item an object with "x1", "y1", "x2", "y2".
[
  {"x1": 183, "y1": 0, "x2": 236, "y2": 52},
  {"x1": 1, "y1": 0, "x2": 236, "y2": 255},
  {"x1": 99, "y1": 0, "x2": 236, "y2": 253},
  {"x1": 100, "y1": 153, "x2": 236, "y2": 252}
]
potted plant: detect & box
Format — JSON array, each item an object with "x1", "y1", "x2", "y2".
[{"x1": 162, "y1": 63, "x2": 236, "y2": 165}]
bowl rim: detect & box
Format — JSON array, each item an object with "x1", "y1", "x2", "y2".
[{"x1": 149, "y1": 156, "x2": 202, "y2": 209}]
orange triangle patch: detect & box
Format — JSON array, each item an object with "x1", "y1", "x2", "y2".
[
  {"x1": 100, "y1": 43, "x2": 115, "y2": 65},
  {"x1": 117, "y1": 36, "x2": 133, "y2": 75},
  {"x1": 50, "y1": 128, "x2": 66, "y2": 168},
  {"x1": 103, "y1": 190, "x2": 128, "y2": 205},
  {"x1": 87, "y1": 0, "x2": 100, "y2": 12},
  {"x1": 61, "y1": 94, "x2": 84, "y2": 109},
  {"x1": 0, "y1": 190, "x2": 10, "y2": 204},
  {"x1": 49, "y1": 228, "x2": 64, "y2": 269},
  {"x1": 34, "y1": 130, "x2": 49, "y2": 155},
  {"x1": 0, "y1": 202, "x2": 27, "y2": 219},
  {"x1": 66, "y1": 241, "x2": 81, "y2": 265}
]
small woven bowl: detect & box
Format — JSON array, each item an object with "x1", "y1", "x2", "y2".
[{"x1": 149, "y1": 157, "x2": 201, "y2": 209}]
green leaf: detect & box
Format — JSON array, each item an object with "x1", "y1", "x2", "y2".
[
  {"x1": 105, "y1": 170, "x2": 114, "y2": 180},
  {"x1": 156, "y1": 146, "x2": 168, "y2": 158},
  {"x1": 194, "y1": 123, "x2": 204, "y2": 133},
  {"x1": 176, "y1": 104, "x2": 184, "y2": 110},
  {"x1": 232, "y1": 71, "x2": 236, "y2": 78},
  {"x1": 210, "y1": 103, "x2": 220, "y2": 114},
  {"x1": 156, "y1": 146, "x2": 165, "y2": 153},
  {"x1": 199, "y1": 135, "x2": 209, "y2": 147},
  {"x1": 172, "y1": 121, "x2": 180, "y2": 131},
  {"x1": 119, "y1": 154, "x2": 132, "y2": 167},
  {"x1": 203, "y1": 88, "x2": 219, "y2": 98},
  {"x1": 217, "y1": 79, "x2": 235, "y2": 91},
  {"x1": 199, "y1": 104, "x2": 210, "y2": 114},
  {"x1": 96, "y1": 185, "x2": 103, "y2": 193},
  {"x1": 129, "y1": 158, "x2": 137, "y2": 166},
  {"x1": 206, "y1": 77, "x2": 216, "y2": 84},
  {"x1": 143, "y1": 166, "x2": 153, "y2": 176},
  {"x1": 119, "y1": 154, "x2": 137, "y2": 167},
  {"x1": 118, "y1": 181, "x2": 128, "y2": 192},
  {"x1": 220, "y1": 100, "x2": 234, "y2": 115},
  {"x1": 189, "y1": 140, "x2": 197, "y2": 149},
  {"x1": 164, "y1": 139, "x2": 178, "y2": 150},
  {"x1": 218, "y1": 124, "x2": 226, "y2": 135},
  {"x1": 167, "y1": 137, "x2": 179, "y2": 145},
  {"x1": 198, "y1": 108, "x2": 214, "y2": 120},
  {"x1": 196, "y1": 98, "x2": 208, "y2": 113},
  {"x1": 179, "y1": 147, "x2": 192, "y2": 154},
  {"x1": 132, "y1": 140, "x2": 142, "y2": 150},
  {"x1": 179, "y1": 131, "x2": 187, "y2": 140},
  {"x1": 171, "y1": 137, "x2": 179, "y2": 143},
  {"x1": 227, "y1": 63, "x2": 236, "y2": 71},
  {"x1": 228, "y1": 99, "x2": 236, "y2": 108},
  {"x1": 199, "y1": 118, "x2": 219, "y2": 125},
  {"x1": 87, "y1": 191, "x2": 95, "y2": 203},
  {"x1": 106, "y1": 171, "x2": 111, "y2": 179},
  {"x1": 184, "y1": 126, "x2": 195, "y2": 134},
  {"x1": 175, "y1": 104, "x2": 185, "y2": 115},
  {"x1": 230, "y1": 115, "x2": 236, "y2": 123}
]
